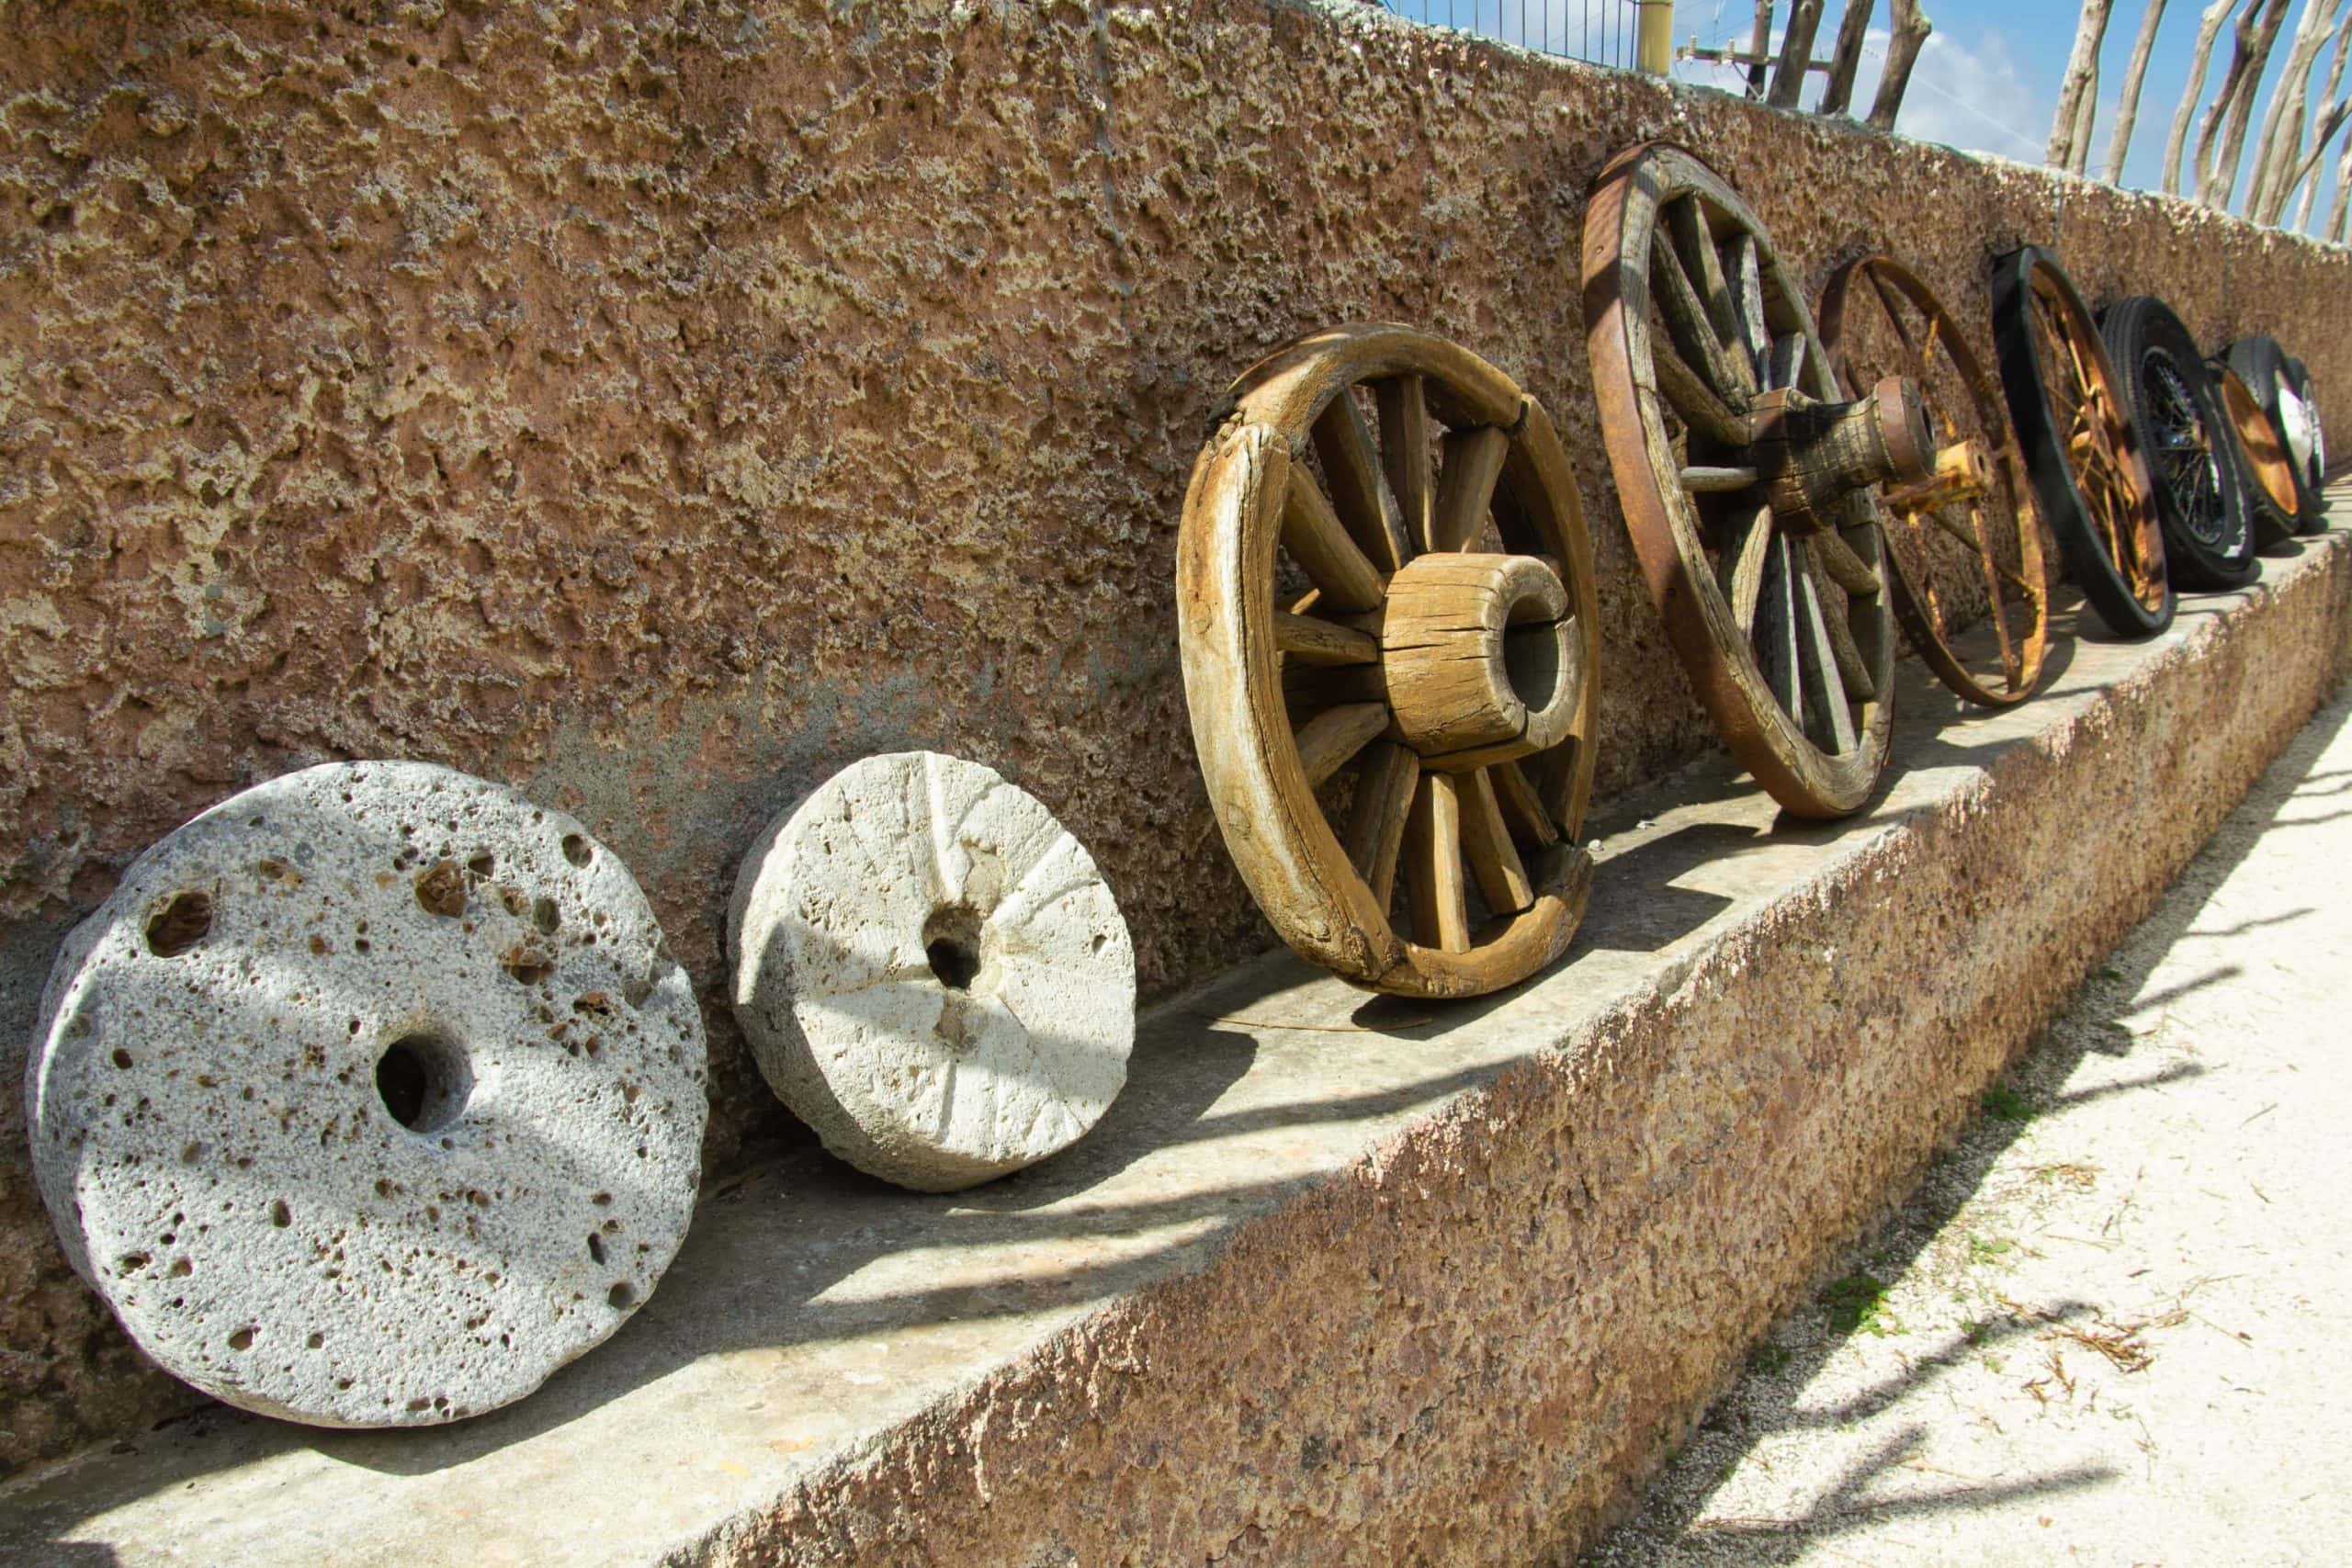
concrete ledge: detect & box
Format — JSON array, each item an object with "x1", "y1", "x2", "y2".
[{"x1": 5, "y1": 513, "x2": 2348, "y2": 1564}]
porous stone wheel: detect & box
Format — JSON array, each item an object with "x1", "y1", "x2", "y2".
[
  {"x1": 1819, "y1": 254, "x2": 2049, "y2": 707},
  {"x1": 24, "y1": 761, "x2": 707, "y2": 1428},
  {"x1": 1584, "y1": 143, "x2": 1919, "y2": 818},
  {"x1": 1988, "y1": 246, "x2": 2173, "y2": 638},
  {"x1": 728, "y1": 751, "x2": 1134, "y2": 1192},
  {"x1": 1176, "y1": 323, "x2": 1602, "y2": 998}
]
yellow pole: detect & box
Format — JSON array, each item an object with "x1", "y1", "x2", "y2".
[{"x1": 1636, "y1": 0, "x2": 1675, "y2": 74}]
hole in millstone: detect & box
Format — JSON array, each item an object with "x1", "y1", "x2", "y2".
[
  {"x1": 374, "y1": 1030, "x2": 474, "y2": 1134},
  {"x1": 145, "y1": 892, "x2": 212, "y2": 957},
  {"x1": 560, "y1": 833, "x2": 592, "y2": 867},
  {"x1": 227, "y1": 1327, "x2": 254, "y2": 1352},
  {"x1": 607, "y1": 1281, "x2": 635, "y2": 1310},
  {"x1": 414, "y1": 861, "x2": 466, "y2": 918},
  {"x1": 922, "y1": 904, "x2": 985, "y2": 991},
  {"x1": 269, "y1": 1200, "x2": 291, "y2": 1228},
  {"x1": 588, "y1": 1234, "x2": 606, "y2": 1265}
]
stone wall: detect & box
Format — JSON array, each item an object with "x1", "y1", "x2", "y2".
[{"x1": 1, "y1": 0, "x2": 2346, "y2": 1473}]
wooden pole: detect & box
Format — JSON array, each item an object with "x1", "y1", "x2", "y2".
[{"x1": 2103, "y1": 0, "x2": 2170, "y2": 182}]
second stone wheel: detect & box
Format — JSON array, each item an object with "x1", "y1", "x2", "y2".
[
  {"x1": 1177, "y1": 323, "x2": 1602, "y2": 998},
  {"x1": 1584, "y1": 142, "x2": 1912, "y2": 818}
]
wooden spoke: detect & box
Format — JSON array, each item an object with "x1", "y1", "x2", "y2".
[
  {"x1": 1757, "y1": 534, "x2": 1803, "y2": 729},
  {"x1": 1719, "y1": 502, "x2": 1774, "y2": 635},
  {"x1": 1489, "y1": 759, "x2": 1562, "y2": 849},
  {"x1": 1274, "y1": 610, "x2": 1379, "y2": 666},
  {"x1": 1681, "y1": 464, "x2": 1759, "y2": 492},
  {"x1": 1724, "y1": 231, "x2": 1770, "y2": 379},
  {"x1": 1375, "y1": 375, "x2": 1433, "y2": 558},
  {"x1": 1340, "y1": 741, "x2": 1419, "y2": 909},
  {"x1": 1769, "y1": 333, "x2": 1806, "y2": 391},
  {"x1": 1792, "y1": 559, "x2": 1859, "y2": 755},
  {"x1": 1650, "y1": 339, "x2": 1757, "y2": 447},
  {"x1": 1430, "y1": 425, "x2": 1510, "y2": 552},
  {"x1": 1799, "y1": 542, "x2": 1877, "y2": 701},
  {"x1": 1459, "y1": 768, "x2": 1535, "y2": 917},
  {"x1": 1281, "y1": 466, "x2": 1387, "y2": 613},
  {"x1": 1662, "y1": 197, "x2": 1758, "y2": 399},
  {"x1": 1864, "y1": 267, "x2": 1920, "y2": 363},
  {"x1": 1313, "y1": 391, "x2": 1412, "y2": 575},
  {"x1": 1649, "y1": 238, "x2": 1751, "y2": 405},
  {"x1": 1294, "y1": 702, "x2": 1388, "y2": 788},
  {"x1": 1403, "y1": 772, "x2": 1470, "y2": 953},
  {"x1": 1810, "y1": 525, "x2": 1880, "y2": 597}
]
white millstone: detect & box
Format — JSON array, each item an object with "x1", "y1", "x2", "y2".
[
  {"x1": 729, "y1": 752, "x2": 1134, "y2": 1192},
  {"x1": 24, "y1": 761, "x2": 707, "y2": 1428}
]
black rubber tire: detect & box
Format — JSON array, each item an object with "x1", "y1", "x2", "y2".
[
  {"x1": 1988, "y1": 246, "x2": 2174, "y2": 638},
  {"x1": 2207, "y1": 356, "x2": 2301, "y2": 550},
  {"x1": 2223, "y1": 334, "x2": 2325, "y2": 528},
  {"x1": 2283, "y1": 355, "x2": 2329, "y2": 534},
  {"x1": 2099, "y1": 296, "x2": 2256, "y2": 591}
]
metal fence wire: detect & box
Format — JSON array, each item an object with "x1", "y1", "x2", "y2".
[{"x1": 1374, "y1": 0, "x2": 1645, "y2": 73}]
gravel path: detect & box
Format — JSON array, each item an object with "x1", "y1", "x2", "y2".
[{"x1": 1584, "y1": 684, "x2": 2352, "y2": 1567}]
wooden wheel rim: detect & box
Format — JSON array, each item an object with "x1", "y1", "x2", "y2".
[
  {"x1": 1581, "y1": 142, "x2": 1896, "y2": 818},
  {"x1": 2020, "y1": 257, "x2": 2167, "y2": 613},
  {"x1": 1819, "y1": 255, "x2": 2049, "y2": 707},
  {"x1": 2215, "y1": 366, "x2": 2302, "y2": 519},
  {"x1": 1176, "y1": 324, "x2": 1602, "y2": 998}
]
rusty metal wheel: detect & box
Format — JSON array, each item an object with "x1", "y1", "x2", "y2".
[
  {"x1": 1820, "y1": 255, "x2": 2048, "y2": 707},
  {"x1": 2211, "y1": 360, "x2": 2303, "y2": 548},
  {"x1": 1583, "y1": 143, "x2": 1915, "y2": 818},
  {"x1": 1989, "y1": 246, "x2": 2172, "y2": 638},
  {"x1": 1176, "y1": 324, "x2": 1602, "y2": 998}
]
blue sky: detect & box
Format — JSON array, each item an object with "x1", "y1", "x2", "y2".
[{"x1": 1381, "y1": 0, "x2": 2346, "y2": 239}]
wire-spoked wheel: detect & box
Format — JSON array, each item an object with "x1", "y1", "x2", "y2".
[
  {"x1": 1820, "y1": 255, "x2": 2048, "y2": 706},
  {"x1": 1988, "y1": 246, "x2": 2173, "y2": 638},
  {"x1": 2100, "y1": 295, "x2": 2256, "y2": 591},
  {"x1": 1176, "y1": 324, "x2": 1602, "y2": 998},
  {"x1": 1584, "y1": 143, "x2": 1920, "y2": 818}
]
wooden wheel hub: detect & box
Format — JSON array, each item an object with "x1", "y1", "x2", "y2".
[
  {"x1": 1750, "y1": 376, "x2": 1935, "y2": 534},
  {"x1": 1380, "y1": 553, "x2": 1581, "y2": 770}
]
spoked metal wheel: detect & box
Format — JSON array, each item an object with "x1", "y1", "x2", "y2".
[
  {"x1": 1176, "y1": 324, "x2": 1602, "y2": 998},
  {"x1": 1819, "y1": 255, "x2": 2048, "y2": 707},
  {"x1": 2100, "y1": 295, "x2": 2256, "y2": 591},
  {"x1": 1988, "y1": 246, "x2": 2172, "y2": 638},
  {"x1": 1584, "y1": 143, "x2": 1922, "y2": 818}
]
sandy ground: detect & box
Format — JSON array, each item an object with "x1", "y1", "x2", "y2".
[{"x1": 1583, "y1": 684, "x2": 2352, "y2": 1568}]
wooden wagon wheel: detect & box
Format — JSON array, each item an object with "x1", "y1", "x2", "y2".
[
  {"x1": 1989, "y1": 246, "x2": 2172, "y2": 638},
  {"x1": 1819, "y1": 255, "x2": 2048, "y2": 706},
  {"x1": 1583, "y1": 143, "x2": 1926, "y2": 818},
  {"x1": 1176, "y1": 324, "x2": 1602, "y2": 999}
]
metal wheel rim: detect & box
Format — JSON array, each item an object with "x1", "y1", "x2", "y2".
[
  {"x1": 1818, "y1": 254, "x2": 2049, "y2": 707},
  {"x1": 1176, "y1": 323, "x2": 1603, "y2": 998},
  {"x1": 2140, "y1": 349, "x2": 2231, "y2": 549},
  {"x1": 1582, "y1": 142, "x2": 1895, "y2": 818}
]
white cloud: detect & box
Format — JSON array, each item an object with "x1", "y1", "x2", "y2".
[{"x1": 1668, "y1": 9, "x2": 2048, "y2": 165}]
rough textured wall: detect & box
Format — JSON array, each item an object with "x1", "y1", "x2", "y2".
[{"x1": 0, "y1": 0, "x2": 2345, "y2": 1472}]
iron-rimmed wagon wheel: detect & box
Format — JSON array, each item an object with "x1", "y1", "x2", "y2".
[
  {"x1": 1819, "y1": 255, "x2": 2049, "y2": 706},
  {"x1": 1988, "y1": 246, "x2": 2173, "y2": 638},
  {"x1": 1583, "y1": 143, "x2": 1928, "y2": 818},
  {"x1": 1176, "y1": 324, "x2": 1602, "y2": 999}
]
